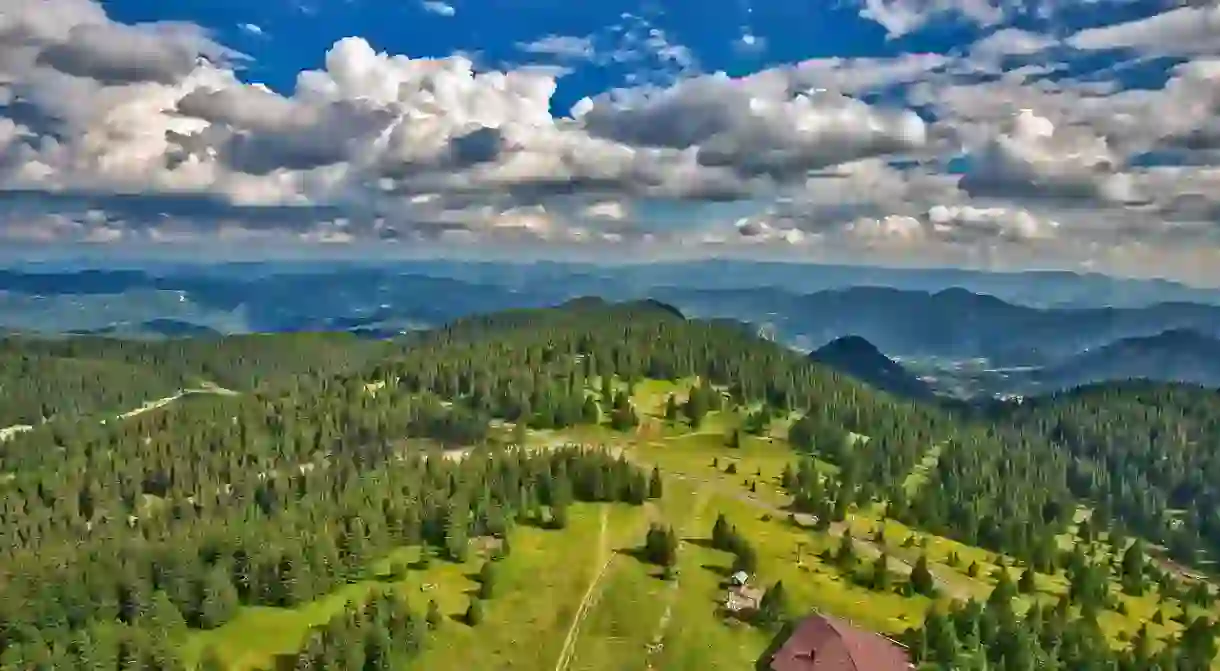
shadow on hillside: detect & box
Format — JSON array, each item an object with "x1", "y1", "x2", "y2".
[
  {"x1": 753, "y1": 620, "x2": 796, "y2": 671},
  {"x1": 613, "y1": 546, "x2": 650, "y2": 563}
]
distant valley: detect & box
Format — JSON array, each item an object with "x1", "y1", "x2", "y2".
[{"x1": 5, "y1": 260, "x2": 1220, "y2": 399}]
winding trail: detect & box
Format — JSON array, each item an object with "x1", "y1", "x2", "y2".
[
  {"x1": 552, "y1": 506, "x2": 611, "y2": 671},
  {"x1": 1, "y1": 385, "x2": 235, "y2": 441}
]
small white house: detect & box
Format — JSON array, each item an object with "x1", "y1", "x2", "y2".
[{"x1": 730, "y1": 571, "x2": 750, "y2": 586}]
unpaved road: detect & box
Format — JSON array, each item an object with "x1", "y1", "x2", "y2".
[
  {"x1": 2, "y1": 385, "x2": 235, "y2": 441},
  {"x1": 552, "y1": 506, "x2": 612, "y2": 671},
  {"x1": 645, "y1": 487, "x2": 710, "y2": 668}
]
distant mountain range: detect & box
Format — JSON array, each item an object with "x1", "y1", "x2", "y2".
[
  {"x1": 1031, "y1": 329, "x2": 1220, "y2": 391},
  {"x1": 770, "y1": 287, "x2": 1220, "y2": 366},
  {"x1": 4, "y1": 261, "x2": 1220, "y2": 397},
  {"x1": 809, "y1": 336, "x2": 933, "y2": 398}
]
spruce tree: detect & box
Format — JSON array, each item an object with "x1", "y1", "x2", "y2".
[
  {"x1": 648, "y1": 467, "x2": 663, "y2": 499},
  {"x1": 757, "y1": 581, "x2": 788, "y2": 627},
  {"x1": 465, "y1": 599, "x2": 485, "y2": 626},
  {"x1": 909, "y1": 554, "x2": 936, "y2": 597},
  {"x1": 478, "y1": 562, "x2": 497, "y2": 599}
]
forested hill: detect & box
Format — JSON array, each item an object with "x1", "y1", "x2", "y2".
[
  {"x1": 1002, "y1": 382, "x2": 1220, "y2": 567},
  {"x1": 0, "y1": 333, "x2": 392, "y2": 426},
  {"x1": 380, "y1": 300, "x2": 1083, "y2": 563},
  {"x1": 0, "y1": 298, "x2": 1217, "y2": 669}
]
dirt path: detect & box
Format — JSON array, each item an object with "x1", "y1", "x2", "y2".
[
  {"x1": 644, "y1": 487, "x2": 709, "y2": 668},
  {"x1": 2, "y1": 385, "x2": 235, "y2": 439},
  {"x1": 553, "y1": 506, "x2": 612, "y2": 671}
]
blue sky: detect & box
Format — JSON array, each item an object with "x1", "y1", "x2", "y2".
[{"x1": 2, "y1": 0, "x2": 1220, "y2": 283}]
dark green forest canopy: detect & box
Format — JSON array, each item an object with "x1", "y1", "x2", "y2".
[
  {"x1": 999, "y1": 381, "x2": 1220, "y2": 567},
  {"x1": 0, "y1": 333, "x2": 392, "y2": 425},
  {"x1": 0, "y1": 298, "x2": 1217, "y2": 669}
]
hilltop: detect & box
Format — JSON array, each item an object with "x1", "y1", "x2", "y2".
[{"x1": 809, "y1": 335, "x2": 933, "y2": 398}]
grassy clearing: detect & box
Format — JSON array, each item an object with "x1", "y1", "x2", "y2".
[
  {"x1": 182, "y1": 545, "x2": 473, "y2": 670},
  {"x1": 619, "y1": 379, "x2": 1220, "y2": 660},
  {"x1": 714, "y1": 493, "x2": 935, "y2": 636},
  {"x1": 186, "y1": 502, "x2": 646, "y2": 671},
  {"x1": 900, "y1": 443, "x2": 942, "y2": 498},
  {"x1": 188, "y1": 378, "x2": 1220, "y2": 669},
  {"x1": 588, "y1": 481, "x2": 774, "y2": 671},
  {"x1": 632, "y1": 432, "x2": 797, "y2": 504},
  {"x1": 414, "y1": 503, "x2": 645, "y2": 671}
]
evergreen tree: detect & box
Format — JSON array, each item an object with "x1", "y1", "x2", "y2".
[
  {"x1": 197, "y1": 567, "x2": 239, "y2": 630},
  {"x1": 834, "y1": 533, "x2": 855, "y2": 568},
  {"x1": 732, "y1": 543, "x2": 759, "y2": 575},
  {"x1": 684, "y1": 386, "x2": 708, "y2": 428},
  {"x1": 756, "y1": 581, "x2": 788, "y2": 627},
  {"x1": 909, "y1": 554, "x2": 936, "y2": 597},
  {"x1": 664, "y1": 394, "x2": 679, "y2": 421},
  {"x1": 712, "y1": 514, "x2": 731, "y2": 550},
  {"x1": 1017, "y1": 568, "x2": 1037, "y2": 594},
  {"x1": 643, "y1": 524, "x2": 679, "y2": 567},
  {"x1": 872, "y1": 553, "x2": 891, "y2": 592},
  {"x1": 465, "y1": 599, "x2": 485, "y2": 626},
  {"x1": 478, "y1": 562, "x2": 497, "y2": 599},
  {"x1": 1120, "y1": 540, "x2": 1147, "y2": 596},
  {"x1": 648, "y1": 467, "x2": 663, "y2": 499}
]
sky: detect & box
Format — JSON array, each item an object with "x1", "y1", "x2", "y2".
[{"x1": 2, "y1": 0, "x2": 1220, "y2": 283}]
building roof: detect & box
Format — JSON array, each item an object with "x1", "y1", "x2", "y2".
[
  {"x1": 731, "y1": 571, "x2": 749, "y2": 583},
  {"x1": 769, "y1": 613, "x2": 911, "y2": 671}
]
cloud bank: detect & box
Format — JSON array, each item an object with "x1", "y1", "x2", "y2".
[{"x1": 1, "y1": 0, "x2": 1220, "y2": 284}]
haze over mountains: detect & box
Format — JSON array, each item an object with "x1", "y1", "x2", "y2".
[{"x1": 4, "y1": 258, "x2": 1220, "y2": 398}]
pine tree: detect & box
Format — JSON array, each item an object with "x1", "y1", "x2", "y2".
[
  {"x1": 581, "y1": 397, "x2": 600, "y2": 424},
  {"x1": 732, "y1": 542, "x2": 759, "y2": 575},
  {"x1": 834, "y1": 533, "x2": 855, "y2": 568},
  {"x1": 478, "y1": 562, "x2": 497, "y2": 599},
  {"x1": 1120, "y1": 540, "x2": 1146, "y2": 596},
  {"x1": 145, "y1": 590, "x2": 187, "y2": 638},
  {"x1": 465, "y1": 599, "x2": 485, "y2": 626},
  {"x1": 909, "y1": 554, "x2": 936, "y2": 597},
  {"x1": 197, "y1": 567, "x2": 239, "y2": 630},
  {"x1": 684, "y1": 386, "x2": 707, "y2": 428},
  {"x1": 644, "y1": 524, "x2": 678, "y2": 567},
  {"x1": 1018, "y1": 568, "x2": 1037, "y2": 594},
  {"x1": 988, "y1": 568, "x2": 1017, "y2": 609},
  {"x1": 648, "y1": 467, "x2": 663, "y2": 499},
  {"x1": 757, "y1": 581, "x2": 788, "y2": 627},
  {"x1": 712, "y1": 514, "x2": 731, "y2": 551},
  {"x1": 664, "y1": 394, "x2": 679, "y2": 421},
  {"x1": 872, "y1": 553, "x2": 891, "y2": 592}
]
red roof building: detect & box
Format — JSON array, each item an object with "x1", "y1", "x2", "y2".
[{"x1": 768, "y1": 613, "x2": 913, "y2": 671}]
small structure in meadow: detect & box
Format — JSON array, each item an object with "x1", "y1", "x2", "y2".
[
  {"x1": 723, "y1": 584, "x2": 763, "y2": 615},
  {"x1": 730, "y1": 570, "x2": 750, "y2": 586}
]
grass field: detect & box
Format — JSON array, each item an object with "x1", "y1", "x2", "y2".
[
  {"x1": 188, "y1": 377, "x2": 1220, "y2": 670},
  {"x1": 186, "y1": 502, "x2": 646, "y2": 671}
]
